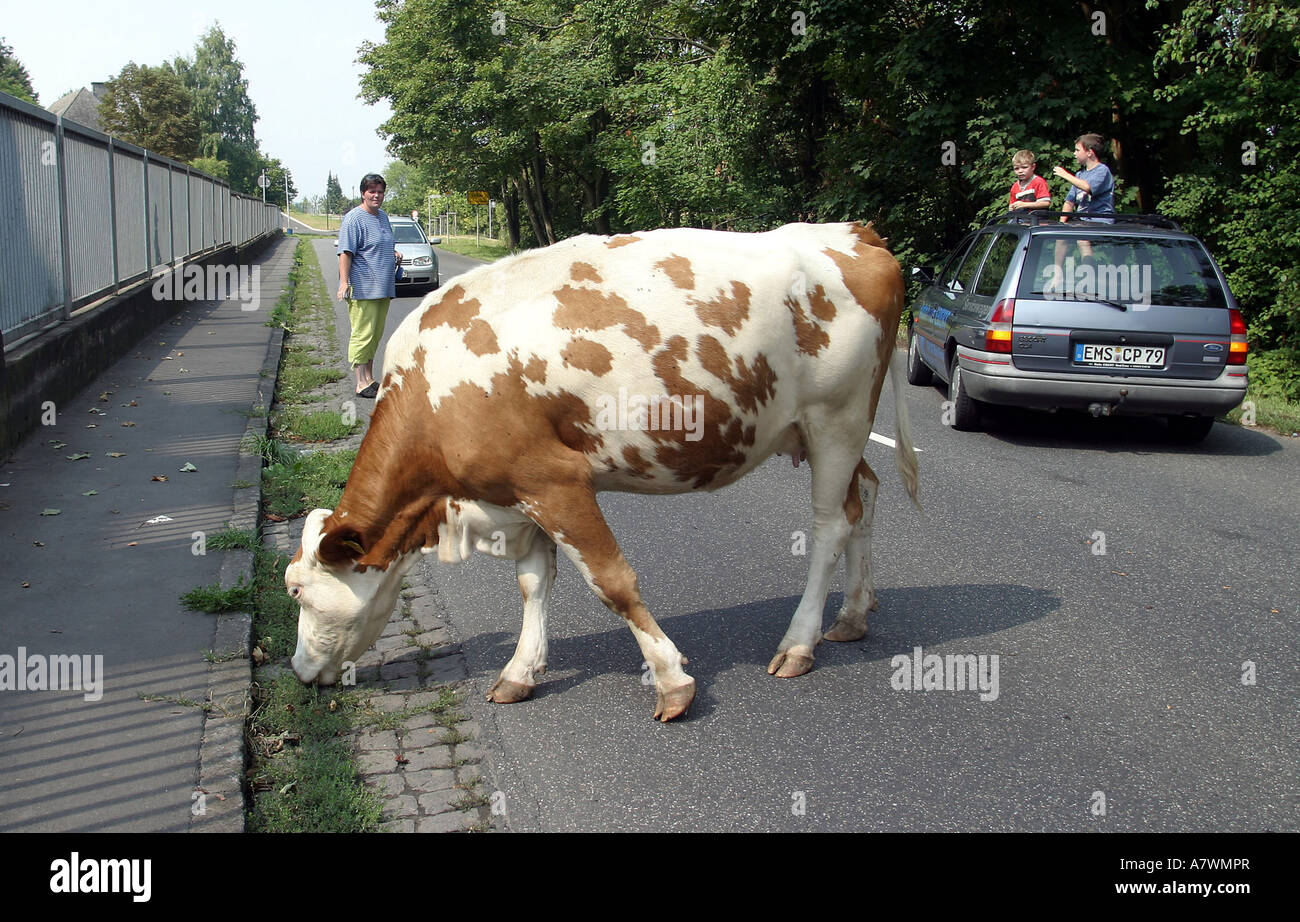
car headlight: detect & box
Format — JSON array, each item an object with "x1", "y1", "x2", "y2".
[{"x1": 407, "y1": 256, "x2": 432, "y2": 267}]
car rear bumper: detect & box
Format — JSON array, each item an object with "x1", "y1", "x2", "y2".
[{"x1": 956, "y1": 346, "x2": 1248, "y2": 415}]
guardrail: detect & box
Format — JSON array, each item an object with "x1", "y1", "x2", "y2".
[{"x1": 0, "y1": 90, "x2": 282, "y2": 347}]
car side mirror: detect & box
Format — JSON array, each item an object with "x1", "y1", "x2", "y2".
[
  {"x1": 428, "y1": 237, "x2": 442, "y2": 245},
  {"x1": 912, "y1": 266, "x2": 935, "y2": 285}
]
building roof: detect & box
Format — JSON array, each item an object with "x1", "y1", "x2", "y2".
[{"x1": 47, "y1": 83, "x2": 109, "y2": 132}]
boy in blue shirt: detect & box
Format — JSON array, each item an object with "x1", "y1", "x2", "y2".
[
  {"x1": 1050, "y1": 133, "x2": 1114, "y2": 275},
  {"x1": 1054, "y1": 133, "x2": 1114, "y2": 222}
]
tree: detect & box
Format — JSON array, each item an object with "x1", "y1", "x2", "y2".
[
  {"x1": 324, "y1": 172, "x2": 344, "y2": 217},
  {"x1": 98, "y1": 62, "x2": 200, "y2": 161},
  {"x1": 1152, "y1": 0, "x2": 1300, "y2": 398},
  {"x1": 174, "y1": 25, "x2": 261, "y2": 193},
  {"x1": 190, "y1": 156, "x2": 229, "y2": 181},
  {"x1": 0, "y1": 37, "x2": 38, "y2": 104},
  {"x1": 256, "y1": 154, "x2": 297, "y2": 207}
]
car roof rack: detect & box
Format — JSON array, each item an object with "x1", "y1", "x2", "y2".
[{"x1": 987, "y1": 211, "x2": 1184, "y2": 232}]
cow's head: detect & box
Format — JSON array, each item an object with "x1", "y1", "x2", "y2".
[{"x1": 286, "y1": 508, "x2": 419, "y2": 685}]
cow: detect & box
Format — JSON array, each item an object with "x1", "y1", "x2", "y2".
[{"x1": 286, "y1": 221, "x2": 919, "y2": 721}]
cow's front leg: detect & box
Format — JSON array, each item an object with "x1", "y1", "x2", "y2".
[
  {"x1": 524, "y1": 476, "x2": 695, "y2": 721},
  {"x1": 487, "y1": 533, "x2": 556, "y2": 704}
]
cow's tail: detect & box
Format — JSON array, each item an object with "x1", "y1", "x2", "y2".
[{"x1": 890, "y1": 348, "x2": 921, "y2": 508}]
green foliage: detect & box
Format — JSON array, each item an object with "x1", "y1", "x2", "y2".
[
  {"x1": 324, "y1": 172, "x2": 345, "y2": 217},
  {"x1": 358, "y1": 0, "x2": 1298, "y2": 387},
  {"x1": 98, "y1": 62, "x2": 200, "y2": 161},
  {"x1": 174, "y1": 25, "x2": 262, "y2": 193},
  {"x1": 189, "y1": 155, "x2": 229, "y2": 181},
  {"x1": 262, "y1": 450, "x2": 357, "y2": 518},
  {"x1": 1246, "y1": 348, "x2": 1300, "y2": 403},
  {"x1": 181, "y1": 577, "x2": 254, "y2": 613},
  {"x1": 206, "y1": 528, "x2": 258, "y2": 550},
  {"x1": 246, "y1": 673, "x2": 385, "y2": 834},
  {"x1": 0, "y1": 37, "x2": 38, "y2": 104}
]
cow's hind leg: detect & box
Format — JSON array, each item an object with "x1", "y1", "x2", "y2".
[
  {"x1": 487, "y1": 532, "x2": 556, "y2": 704},
  {"x1": 823, "y1": 458, "x2": 878, "y2": 642},
  {"x1": 524, "y1": 478, "x2": 695, "y2": 722},
  {"x1": 768, "y1": 436, "x2": 867, "y2": 678}
]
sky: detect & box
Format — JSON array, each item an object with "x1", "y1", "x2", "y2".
[{"x1": 3, "y1": 0, "x2": 397, "y2": 202}]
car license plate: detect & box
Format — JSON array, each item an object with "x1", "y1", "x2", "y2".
[{"x1": 1073, "y1": 344, "x2": 1166, "y2": 367}]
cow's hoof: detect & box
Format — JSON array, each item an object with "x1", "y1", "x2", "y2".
[
  {"x1": 653, "y1": 678, "x2": 696, "y2": 722},
  {"x1": 486, "y1": 676, "x2": 535, "y2": 703},
  {"x1": 767, "y1": 648, "x2": 815, "y2": 678},
  {"x1": 822, "y1": 619, "x2": 867, "y2": 642}
]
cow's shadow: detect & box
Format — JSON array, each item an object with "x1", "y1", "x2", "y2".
[{"x1": 461, "y1": 582, "x2": 1060, "y2": 719}]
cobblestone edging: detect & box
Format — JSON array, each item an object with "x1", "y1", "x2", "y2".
[{"x1": 261, "y1": 518, "x2": 497, "y2": 832}]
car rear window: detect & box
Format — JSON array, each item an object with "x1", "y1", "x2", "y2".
[
  {"x1": 392, "y1": 223, "x2": 427, "y2": 244},
  {"x1": 1017, "y1": 235, "x2": 1227, "y2": 307}
]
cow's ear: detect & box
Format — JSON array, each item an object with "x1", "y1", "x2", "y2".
[{"x1": 318, "y1": 525, "x2": 366, "y2": 567}]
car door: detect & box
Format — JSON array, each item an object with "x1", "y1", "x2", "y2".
[
  {"x1": 934, "y1": 233, "x2": 994, "y2": 381},
  {"x1": 915, "y1": 234, "x2": 983, "y2": 377}
]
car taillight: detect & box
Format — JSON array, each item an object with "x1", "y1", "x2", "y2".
[
  {"x1": 1228, "y1": 308, "x2": 1248, "y2": 365},
  {"x1": 985, "y1": 298, "x2": 1014, "y2": 353}
]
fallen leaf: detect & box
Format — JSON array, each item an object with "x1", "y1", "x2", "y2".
[
  {"x1": 21, "y1": 581, "x2": 30, "y2": 588},
  {"x1": 40, "y1": 508, "x2": 61, "y2": 516},
  {"x1": 127, "y1": 541, "x2": 138, "y2": 547},
  {"x1": 179, "y1": 462, "x2": 198, "y2": 472},
  {"x1": 85, "y1": 424, "x2": 97, "y2": 429},
  {"x1": 49, "y1": 440, "x2": 66, "y2": 449},
  {"x1": 106, "y1": 452, "x2": 125, "y2": 458},
  {"x1": 178, "y1": 367, "x2": 188, "y2": 373},
  {"x1": 82, "y1": 490, "x2": 98, "y2": 496},
  {"x1": 395, "y1": 753, "x2": 409, "y2": 765},
  {"x1": 161, "y1": 356, "x2": 173, "y2": 361},
  {"x1": 177, "y1": 352, "x2": 184, "y2": 357},
  {"x1": 32, "y1": 541, "x2": 44, "y2": 547},
  {"x1": 143, "y1": 515, "x2": 172, "y2": 525},
  {"x1": 98, "y1": 392, "x2": 110, "y2": 402},
  {"x1": 121, "y1": 421, "x2": 136, "y2": 427},
  {"x1": 66, "y1": 453, "x2": 90, "y2": 460},
  {"x1": 151, "y1": 475, "x2": 168, "y2": 482}
]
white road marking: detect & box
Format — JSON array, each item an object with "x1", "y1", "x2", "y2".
[{"x1": 869, "y1": 432, "x2": 924, "y2": 452}]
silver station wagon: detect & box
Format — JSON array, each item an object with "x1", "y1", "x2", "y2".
[{"x1": 906, "y1": 212, "x2": 1248, "y2": 442}]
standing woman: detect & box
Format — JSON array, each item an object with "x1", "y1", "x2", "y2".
[{"x1": 336, "y1": 173, "x2": 402, "y2": 398}]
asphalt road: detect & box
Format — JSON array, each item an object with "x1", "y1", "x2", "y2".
[{"x1": 316, "y1": 238, "x2": 1298, "y2": 832}]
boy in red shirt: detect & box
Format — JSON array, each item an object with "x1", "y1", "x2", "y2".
[{"x1": 1008, "y1": 149, "x2": 1051, "y2": 211}]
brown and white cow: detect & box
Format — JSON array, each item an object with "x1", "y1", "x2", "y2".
[{"x1": 287, "y1": 222, "x2": 918, "y2": 721}]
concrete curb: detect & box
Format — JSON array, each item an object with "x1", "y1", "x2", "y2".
[{"x1": 191, "y1": 237, "x2": 293, "y2": 832}]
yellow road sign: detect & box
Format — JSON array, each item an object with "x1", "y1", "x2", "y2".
[{"x1": 467, "y1": 190, "x2": 489, "y2": 205}]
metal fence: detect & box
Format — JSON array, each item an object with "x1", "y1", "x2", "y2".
[{"x1": 0, "y1": 91, "x2": 283, "y2": 346}]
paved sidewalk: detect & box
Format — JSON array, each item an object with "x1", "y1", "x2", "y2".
[{"x1": 0, "y1": 237, "x2": 294, "y2": 831}]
